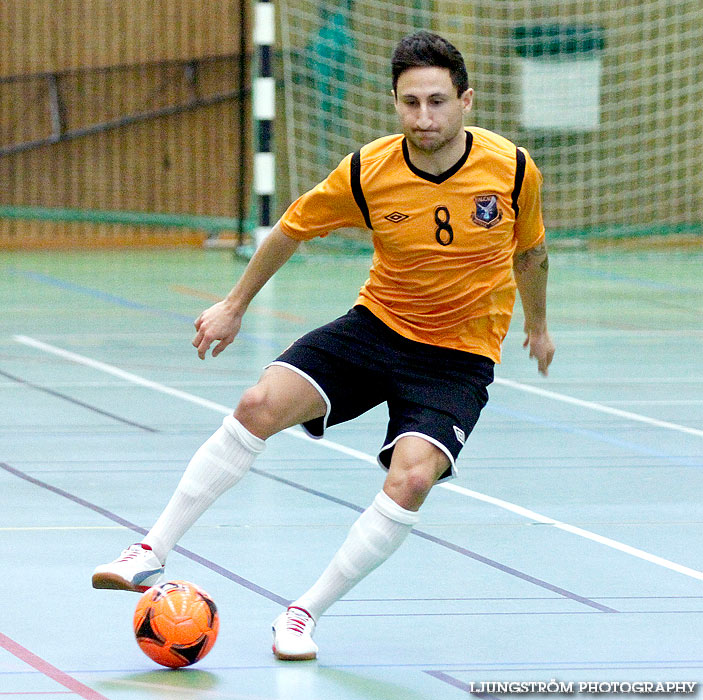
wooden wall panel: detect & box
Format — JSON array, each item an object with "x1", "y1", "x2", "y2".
[
  {"x1": 0, "y1": 2, "x2": 251, "y2": 248},
  {"x1": 0, "y1": 79, "x2": 52, "y2": 145},
  {"x1": 0, "y1": 0, "x2": 245, "y2": 78},
  {"x1": 0, "y1": 217, "x2": 207, "y2": 249},
  {"x1": 1, "y1": 97, "x2": 244, "y2": 214}
]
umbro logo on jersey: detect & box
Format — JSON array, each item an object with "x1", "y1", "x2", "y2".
[
  {"x1": 453, "y1": 425, "x2": 466, "y2": 445},
  {"x1": 471, "y1": 194, "x2": 502, "y2": 229},
  {"x1": 384, "y1": 211, "x2": 409, "y2": 223}
]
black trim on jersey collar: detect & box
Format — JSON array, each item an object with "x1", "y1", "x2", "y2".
[
  {"x1": 350, "y1": 149, "x2": 373, "y2": 229},
  {"x1": 402, "y1": 130, "x2": 473, "y2": 184},
  {"x1": 511, "y1": 147, "x2": 527, "y2": 217}
]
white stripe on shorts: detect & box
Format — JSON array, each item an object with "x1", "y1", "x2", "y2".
[
  {"x1": 265, "y1": 360, "x2": 332, "y2": 438},
  {"x1": 378, "y1": 431, "x2": 457, "y2": 482}
]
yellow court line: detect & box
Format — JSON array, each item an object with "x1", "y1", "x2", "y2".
[
  {"x1": 171, "y1": 285, "x2": 305, "y2": 323},
  {"x1": 106, "y1": 678, "x2": 276, "y2": 699}
]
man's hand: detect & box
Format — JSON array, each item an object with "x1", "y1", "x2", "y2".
[
  {"x1": 523, "y1": 325, "x2": 555, "y2": 376},
  {"x1": 513, "y1": 241, "x2": 554, "y2": 377},
  {"x1": 192, "y1": 300, "x2": 243, "y2": 359},
  {"x1": 189, "y1": 223, "x2": 302, "y2": 360}
]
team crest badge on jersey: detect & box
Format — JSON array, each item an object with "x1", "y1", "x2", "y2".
[{"x1": 471, "y1": 194, "x2": 502, "y2": 229}]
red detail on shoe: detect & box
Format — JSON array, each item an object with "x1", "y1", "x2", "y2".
[
  {"x1": 285, "y1": 607, "x2": 313, "y2": 636},
  {"x1": 288, "y1": 606, "x2": 312, "y2": 617},
  {"x1": 117, "y1": 543, "x2": 153, "y2": 563}
]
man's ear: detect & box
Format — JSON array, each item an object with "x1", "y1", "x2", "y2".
[{"x1": 461, "y1": 87, "x2": 474, "y2": 113}]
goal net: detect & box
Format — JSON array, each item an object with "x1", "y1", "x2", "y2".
[{"x1": 278, "y1": 0, "x2": 703, "y2": 245}]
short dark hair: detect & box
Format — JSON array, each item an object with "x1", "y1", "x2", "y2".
[{"x1": 391, "y1": 31, "x2": 469, "y2": 97}]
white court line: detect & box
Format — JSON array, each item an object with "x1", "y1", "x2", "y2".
[
  {"x1": 14, "y1": 335, "x2": 376, "y2": 465},
  {"x1": 494, "y1": 377, "x2": 703, "y2": 438},
  {"x1": 605, "y1": 400, "x2": 703, "y2": 406},
  {"x1": 13, "y1": 334, "x2": 703, "y2": 581},
  {"x1": 14, "y1": 335, "x2": 233, "y2": 414},
  {"x1": 440, "y1": 483, "x2": 703, "y2": 581},
  {"x1": 554, "y1": 330, "x2": 703, "y2": 337}
]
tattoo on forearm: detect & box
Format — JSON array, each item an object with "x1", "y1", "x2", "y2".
[{"x1": 514, "y1": 243, "x2": 548, "y2": 273}]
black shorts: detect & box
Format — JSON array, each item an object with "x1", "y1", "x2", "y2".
[{"x1": 269, "y1": 306, "x2": 494, "y2": 482}]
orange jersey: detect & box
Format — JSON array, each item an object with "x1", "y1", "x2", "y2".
[{"x1": 279, "y1": 126, "x2": 545, "y2": 362}]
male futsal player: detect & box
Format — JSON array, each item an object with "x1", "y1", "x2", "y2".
[{"x1": 93, "y1": 31, "x2": 555, "y2": 660}]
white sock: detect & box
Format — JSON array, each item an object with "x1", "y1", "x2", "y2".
[
  {"x1": 142, "y1": 414, "x2": 264, "y2": 563},
  {"x1": 291, "y1": 491, "x2": 419, "y2": 621}
]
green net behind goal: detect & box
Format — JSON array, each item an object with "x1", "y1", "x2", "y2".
[{"x1": 278, "y1": 0, "x2": 703, "y2": 248}]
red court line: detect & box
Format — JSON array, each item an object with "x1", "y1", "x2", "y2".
[{"x1": 0, "y1": 632, "x2": 109, "y2": 700}]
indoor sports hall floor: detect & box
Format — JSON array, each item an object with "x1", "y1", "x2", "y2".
[{"x1": 1, "y1": 243, "x2": 702, "y2": 700}]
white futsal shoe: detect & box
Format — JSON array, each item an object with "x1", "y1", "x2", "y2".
[
  {"x1": 92, "y1": 543, "x2": 165, "y2": 592},
  {"x1": 271, "y1": 606, "x2": 319, "y2": 660}
]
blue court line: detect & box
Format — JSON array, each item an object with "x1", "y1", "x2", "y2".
[
  {"x1": 6, "y1": 658, "x2": 702, "y2": 674},
  {"x1": 250, "y1": 467, "x2": 617, "y2": 613},
  {"x1": 5, "y1": 655, "x2": 700, "y2": 681},
  {"x1": 0, "y1": 460, "x2": 616, "y2": 614},
  {"x1": 570, "y1": 265, "x2": 699, "y2": 294},
  {"x1": 344, "y1": 595, "x2": 703, "y2": 601},
  {"x1": 8, "y1": 268, "x2": 279, "y2": 348},
  {"x1": 11, "y1": 268, "x2": 192, "y2": 321},
  {"x1": 485, "y1": 403, "x2": 701, "y2": 469},
  {"x1": 0, "y1": 461, "x2": 289, "y2": 608},
  {"x1": 425, "y1": 659, "x2": 703, "y2": 670},
  {"x1": 425, "y1": 670, "x2": 497, "y2": 698},
  {"x1": 0, "y1": 368, "x2": 158, "y2": 433},
  {"x1": 331, "y1": 610, "x2": 703, "y2": 617}
]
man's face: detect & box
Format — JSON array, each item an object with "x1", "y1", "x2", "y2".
[{"x1": 394, "y1": 66, "x2": 473, "y2": 155}]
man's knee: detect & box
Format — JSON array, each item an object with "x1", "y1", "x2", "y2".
[
  {"x1": 233, "y1": 366, "x2": 327, "y2": 439},
  {"x1": 395, "y1": 467, "x2": 436, "y2": 500},
  {"x1": 384, "y1": 437, "x2": 450, "y2": 511},
  {"x1": 234, "y1": 384, "x2": 278, "y2": 438}
]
